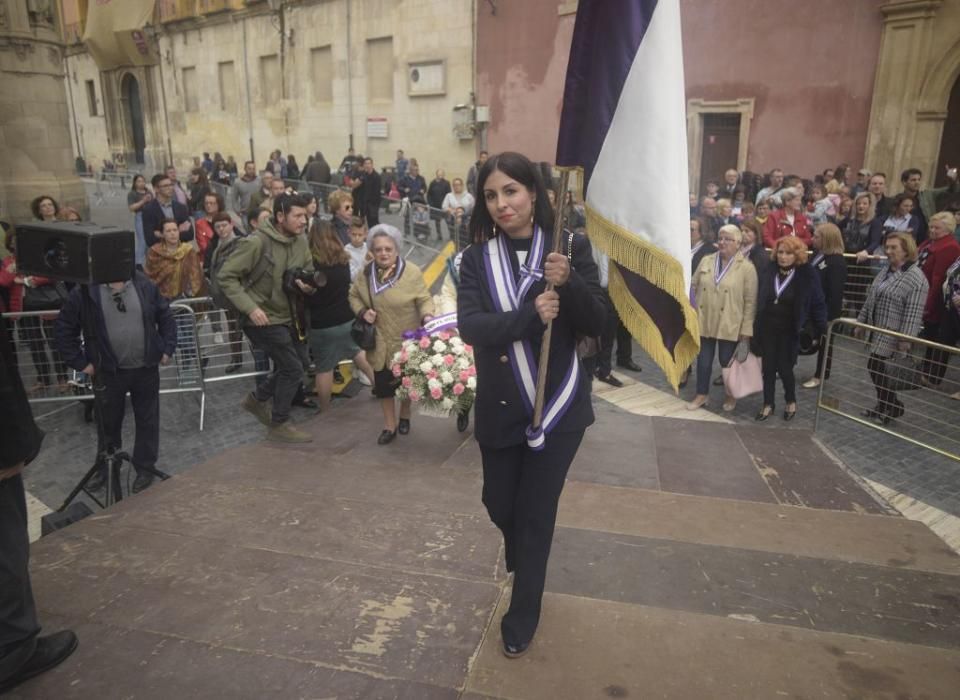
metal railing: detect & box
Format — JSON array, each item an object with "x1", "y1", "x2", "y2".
[{"x1": 814, "y1": 317, "x2": 960, "y2": 461}]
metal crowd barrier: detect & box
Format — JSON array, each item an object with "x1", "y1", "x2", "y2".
[{"x1": 814, "y1": 318, "x2": 960, "y2": 461}]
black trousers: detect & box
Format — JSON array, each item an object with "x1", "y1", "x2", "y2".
[
  {"x1": 867, "y1": 353, "x2": 901, "y2": 415},
  {"x1": 100, "y1": 366, "x2": 160, "y2": 472},
  {"x1": 596, "y1": 289, "x2": 633, "y2": 377},
  {"x1": 21, "y1": 317, "x2": 67, "y2": 387},
  {"x1": 760, "y1": 330, "x2": 797, "y2": 407},
  {"x1": 923, "y1": 308, "x2": 959, "y2": 384},
  {"x1": 0, "y1": 474, "x2": 40, "y2": 683},
  {"x1": 243, "y1": 324, "x2": 304, "y2": 424},
  {"x1": 364, "y1": 204, "x2": 380, "y2": 228},
  {"x1": 479, "y1": 429, "x2": 584, "y2": 645}
]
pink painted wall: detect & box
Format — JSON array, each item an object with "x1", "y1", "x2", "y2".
[{"x1": 476, "y1": 0, "x2": 884, "y2": 175}]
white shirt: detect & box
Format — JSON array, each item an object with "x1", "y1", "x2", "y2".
[{"x1": 441, "y1": 191, "x2": 475, "y2": 216}]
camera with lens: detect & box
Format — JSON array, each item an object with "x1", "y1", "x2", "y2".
[{"x1": 283, "y1": 267, "x2": 327, "y2": 294}]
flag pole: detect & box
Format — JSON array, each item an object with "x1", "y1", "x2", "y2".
[{"x1": 531, "y1": 167, "x2": 572, "y2": 433}]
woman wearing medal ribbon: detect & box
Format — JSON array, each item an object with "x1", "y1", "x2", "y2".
[
  {"x1": 753, "y1": 236, "x2": 827, "y2": 421},
  {"x1": 349, "y1": 224, "x2": 434, "y2": 444},
  {"x1": 457, "y1": 152, "x2": 605, "y2": 658},
  {"x1": 688, "y1": 224, "x2": 758, "y2": 412}
]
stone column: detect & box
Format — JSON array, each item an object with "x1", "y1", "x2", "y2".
[
  {"x1": 0, "y1": 0, "x2": 86, "y2": 222},
  {"x1": 863, "y1": 0, "x2": 944, "y2": 181}
]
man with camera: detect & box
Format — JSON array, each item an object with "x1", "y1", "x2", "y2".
[
  {"x1": 218, "y1": 193, "x2": 316, "y2": 443},
  {"x1": 54, "y1": 272, "x2": 178, "y2": 494},
  {"x1": 1, "y1": 316, "x2": 78, "y2": 693}
]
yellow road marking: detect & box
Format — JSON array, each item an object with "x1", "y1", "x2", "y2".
[{"x1": 423, "y1": 241, "x2": 455, "y2": 288}]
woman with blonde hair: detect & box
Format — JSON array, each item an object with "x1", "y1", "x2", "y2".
[
  {"x1": 688, "y1": 224, "x2": 757, "y2": 411},
  {"x1": 855, "y1": 232, "x2": 928, "y2": 424},
  {"x1": 802, "y1": 223, "x2": 847, "y2": 388},
  {"x1": 753, "y1": 236, "x2": 826, "y2": 420},
  {"x1": 306, "y1": 219, "x2": 375, "y2": 411},
  {"x1": 327, "y1": 189, "x2": 354, "y2": 245}
]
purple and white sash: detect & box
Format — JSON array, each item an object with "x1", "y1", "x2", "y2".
[
  {"x1": 484, "y1": 227, "x2": 581, "y2": 451},
  {"x1": 370, "y1": 257, "x2": 406, "y2": 295},
  {"x1": 423, "y1": 312, "x2": 458, "y2": 334}
]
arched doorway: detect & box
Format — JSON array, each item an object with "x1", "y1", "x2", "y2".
[
  {"x1": 121, "y1": 73, "x2": 146, "y2": 165},
  {"x1": 934, "y1": 74, "x2": 960, "y2": 205}
]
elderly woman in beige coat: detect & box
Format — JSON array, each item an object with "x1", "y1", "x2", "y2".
[
  {"x1": 688, "y1": 224, "x2": 758, "y2": 411},
  {"x1": 350, "y1": 224, "x2": 434, "y2": 444}
]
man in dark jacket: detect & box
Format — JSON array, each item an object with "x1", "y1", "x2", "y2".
[
  {"x1": 351, "y1": 157, "x2": 382, "y2": 227},
  {"x1": 0, "y1": 316, "x2": 78, "y2": 694},
  {"x1": 301, "y1": 151, "x2": 332, "y2": 185},
  {"x1": 54, "y1": 272, "x2": 177, "y2": 493},
  {"x1": 141, "y1": 173, "x2": 193, "y2": 252}
]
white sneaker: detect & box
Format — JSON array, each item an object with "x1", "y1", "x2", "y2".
[
  {"x1": 802, "y1": 378, "x2": 820, "y2": 389},
  {"x1": 213, "y1": 332, "x2": 225, "y2": 344},
  {"x1": 357, "y1": 373, "x2": 372, "y2": 386}
]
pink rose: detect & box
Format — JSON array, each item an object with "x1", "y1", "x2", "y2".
[
  {"x1": 452, "y1": 383, "x2": 465, "y2": 396},
  {"x1": 427, "y1": 369, "x2": 438, "y2": 379},
  {"x1": 399, "y1": 351, "x2": 408, "y2": 363},
  {"x1": 467, "y1": 366, "x2": 477, "y2": 377},
  {"x1": 409, "y1": 390, "x2": 421, "y2": 402},
  {"x1": 419, "y1": 337, "x2": 431, "y2": 349},
  {"x1": 430, "y1": 387, "x2": 443, "y2": 400},
  {"x1": 391, "y1": 364, "x2": 402, "y2": 377},
  {"x1": 439, "y1": 331, "x2": 451, "y2": 340},
  {"x1": 464, "y1": 344, "x2": 473, "y2": 353},
  {"x1": 443, "y1": 354, "x2": 455, "y2": 366},
  {"x1": 401, "y1": 376, "x2": 412, "y2": 388},
  {"x1": 458, "y1": 370, "x2": 470, "y2": 382}
]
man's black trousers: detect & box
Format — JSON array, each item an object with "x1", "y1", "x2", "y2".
[
  {"x1": 0, "y1": 474, "x2": 40, "y2": 683},
  {"x1": 100, "y1": 366, "x2": 161, "y2": 472}
]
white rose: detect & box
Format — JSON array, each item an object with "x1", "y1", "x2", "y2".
[
  {"x1": 432, "y1": 340, "x2": 447, "y2": 353},
  {"x1": 440, "y1": 371, "x2": 454, "y2": 385},
  {"x1": 466, "y1": 377, "x2": 476, "y2": 390},
  {"x1": 450, "y1": 337, "x2": 464, "y2": 349},
  {"x1": 456, "y1": 357, "x2": 470, "y2": 370},
  {"x1": 419, "y1": 361, "x2": 433, "y2": 373},
  {"x1": 427, "y1": 378, "x2": 441, "y2": 390},
  {"x1": 431, "y1": 353, "x2": 444, "y2": 365},
  {"x1": 442, "y1": 397, "x2": 454, "y2": 410}
]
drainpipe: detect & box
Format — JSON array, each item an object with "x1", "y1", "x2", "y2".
[
  {"x1": 241, "y1": 15, "x2": 255, "y2": 162},
  {"x1": 346, "y1": 0, "x2": 354, "y2": 150}
]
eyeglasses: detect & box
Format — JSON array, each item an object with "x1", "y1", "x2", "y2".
[
  {"x1": 718, "y1": 237, "x2": 738, "y2": 243},
  {"x1": 111, "y1": 292, "x2": 126, "y2": 313}
]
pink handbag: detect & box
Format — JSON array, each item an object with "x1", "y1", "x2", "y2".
[{"x1": 722, "y1": 352, "x2": 763, "y2": 399}]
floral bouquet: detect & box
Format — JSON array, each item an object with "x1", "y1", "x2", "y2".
[{"x1": 391, "y1": 313, "x2": 476, "y2": 418}]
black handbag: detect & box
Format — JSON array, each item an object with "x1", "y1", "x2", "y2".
[
  {"x1": 22, "y1": 281, "x2": 68, "y2": 312},
  {"x1": 350, "y1": 315, "x2": 376, "y2": 350},
  {"x1": 884, "y1": 352, "x2": 923, "y2": 392},
  {"x1": 797, "y1": 321, "x2": 821, "y2": 356}
]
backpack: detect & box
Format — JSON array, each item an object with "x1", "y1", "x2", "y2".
[{"x1": 209, "y1": 231, "x2": 274, "y2": 316}]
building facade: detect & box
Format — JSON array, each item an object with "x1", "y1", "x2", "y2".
[
  {"x1": 475, "y1": 0, "x2": 960, "y2": 195},
  {"x1": 0, "y1": 0, "x2": 84, "y2": 221},
  {"x1": 60, "y1": 0, "x2": 478, "y2": 181}
]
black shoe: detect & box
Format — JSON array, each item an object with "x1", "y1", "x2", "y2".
[
  {"x1": 755, "y1": 407, "x2": 773, "y2": 422},
  {"x1": 398, "y1": 418, "x2": 410, "y2": 435},
  {"x1": 783, "y1": 408, "x2": 797, "y2": 421},
  {"x1": 502, "y1": 639, "x2": 531, "y2": 659},
  {"x1": 888, "y1": 401, "x2": 905, "y2": 419},
  {"x1": 596, "y1": 373, "x2": 624, "y2": 387},
  {"x1": 293, "y1": 397, "x2": 319, "y2": 409},
  {"x1": 377, "y1": 429, "x2": 397, "y2": 445},
  {"x1": 224, "y1": 362, "x2": 242, "y2": 374},
  {"x1": 617, "y1": 359, "x2": 642, "y2": 372},
  {"x1": 713, "y1": 375, "x2": 724, "y2": 386},
  {"x1": 861, "y1": 406, "x2": 881, "y2": 419},
  {"x1": 678, "y1": 368, "x2": 690, "y2": 389},
  {"x1": 0, "y1": 630, "x2": 78, "y2": 695},
  {"x1": 457, "y1": 410, "x2": 470, "y2": 433},
  {"x1": 132, "y1": 473, "x2": 154, "y2": 494},
  {"x1": 85, "y1": 468, "x2": 107, "y2": 492}
]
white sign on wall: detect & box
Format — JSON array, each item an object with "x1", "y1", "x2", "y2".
[{"x1": 366, "y1": 117, "x2": 389, "y2": 139}]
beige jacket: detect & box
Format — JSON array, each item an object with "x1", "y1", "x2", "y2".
[
  {"x1": 692, "y1": 252, "x2": 758, "y2": 341},
  {"x1": 349, "y1": 260, "x2": 435, "y2": 370}
]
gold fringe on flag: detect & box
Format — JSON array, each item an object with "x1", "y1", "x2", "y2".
[{"x1": 583, "y1": 202, "x2": 701, "y2": 391}]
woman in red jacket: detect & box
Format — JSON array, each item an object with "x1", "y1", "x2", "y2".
[
  {"x1": 918, "y1": 211, "x2": 960, "y2": 384},
  {"x1": 762, "y1": 187, "x2": 812, "y2": 249}
]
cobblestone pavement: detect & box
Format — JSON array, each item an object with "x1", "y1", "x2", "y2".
[{"x1": 612, "y1": 339, "x2": 960, "y2": 520}]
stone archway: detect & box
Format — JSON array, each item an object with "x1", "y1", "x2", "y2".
[
  {"x1": 918, "y1": 38, "x2": 960, "y2": 186},
  {"x1": 120, "y1": 72, "x2": 147, "y2": 165}
]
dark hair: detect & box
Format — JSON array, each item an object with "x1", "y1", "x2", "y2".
[
  {"x1": 468, "y1": 151, "x2": 555, "y2": 244},
  {"x1": 30, "y1": 195, "x2": 60, "y2": 220},
  {"x1": 901, "y1": 168, "x2": 922, "y2": 183},
  {"x1": 244, "y1": 160, "x2": 255, "y2": 168},
  {"x1": 191, "y1": 167, "x2": 209, "y2": 186},
  {"x1": 248, "y1": 208, "x2": 266, "y2": 225},
  {"x1": 893, "y1": 192, "x2": 916, "y2": 211},
  {"x1": 159, "y1": 217, "x2": 178, "y2": 233},
  {"x1": 151, "y1": 173, "x2": 169, "y2": 188},
  {"x1": 350, "y1": 216, "x2": 366, "y2": 228},
  {"x1": 309, "y1": 219, "x2": 350, "y2": 266},
  {"x1": 130, "y1": 173, "x2": 146, "y2": 192},
  {"x1": 212, "y1": 212, "x2": 232, "y2": 225},
  {"x1": 203, "y1": 191, "x2": 225, "y2": 212},
  {"x1": 273, "y1": 193, "x2": 309, "y2": 219}
]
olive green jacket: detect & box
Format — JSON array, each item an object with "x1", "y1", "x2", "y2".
[{"x1": 216, "y1": 219, "x2": 311, "y2": 325}]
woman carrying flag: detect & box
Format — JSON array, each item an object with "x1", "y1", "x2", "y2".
[{"x1": 457, "y1": 152, "x2": 606, "y2": 658}]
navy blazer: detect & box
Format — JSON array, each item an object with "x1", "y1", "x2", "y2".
[
  {"x1": 458, "y1": 232, "x2": 607, "y2": 448},
  {"x1": 54, "y1": 272, "x2": 178, "y2": 374},
  {"x1": 753, "y1": 263, "x2": 828, "y2": 345},
  {"x1": 141, "y1": 198, "x2": 194, "y2": 250}
]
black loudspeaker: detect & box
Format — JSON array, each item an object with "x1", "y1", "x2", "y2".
[
  {"x1": 41, "y1": 502, "x2": 94, "y2": 536},
  {"x1": 15, "y1": 221, "x2": 135, "y2": 285}
]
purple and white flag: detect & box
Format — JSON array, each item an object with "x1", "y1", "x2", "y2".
[{"x1": 557, "y1": 0, "x2": 699, "y2": 388}]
